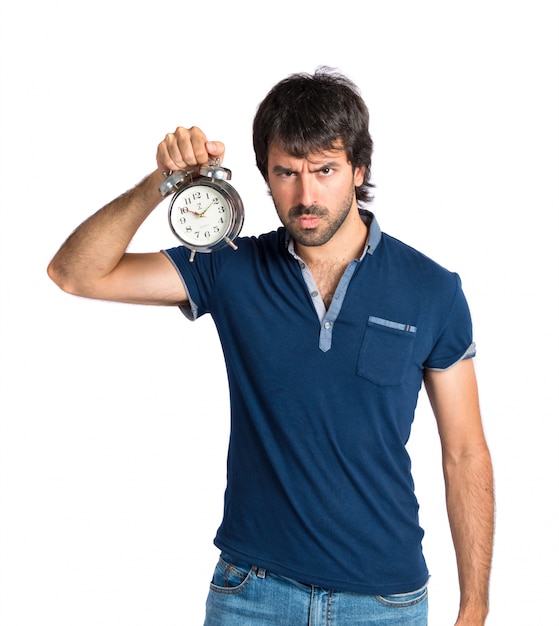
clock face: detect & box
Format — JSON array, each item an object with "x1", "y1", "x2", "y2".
[{"x1": 169, "y1": 183, "x2": 232, "y2": 247}]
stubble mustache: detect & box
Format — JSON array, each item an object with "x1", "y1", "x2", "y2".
[{"x1": 288, "y1": 204, "x2": 328, "y2": 219}]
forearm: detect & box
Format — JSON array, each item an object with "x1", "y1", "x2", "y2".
[
  {"x1": 444, "y1": 446, "x2": 495, "y2": 624},
  {"x1": 47, "y1": 170, "x2": 163, "y2": 294}
]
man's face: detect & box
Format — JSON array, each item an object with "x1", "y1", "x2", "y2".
[{"x1": 266, "y1": 143, "x2": 365, "y2": 248}]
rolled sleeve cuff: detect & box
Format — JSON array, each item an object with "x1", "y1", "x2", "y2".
[{"x1": 425, "y1": 341, "x2": 476, "y2": 371}]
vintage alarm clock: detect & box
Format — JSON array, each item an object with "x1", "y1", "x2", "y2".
[{"x1": 159, "y1": 161, "x2": 244, "y2": 262}]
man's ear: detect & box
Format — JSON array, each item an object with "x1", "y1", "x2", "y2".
[{"x1": 353, "y1": 165, "x2": 366, "y2": 188}]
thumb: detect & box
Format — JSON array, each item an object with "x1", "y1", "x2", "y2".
[{"x1": 205, "y1": 141, "x2": 225, "y2": 162}]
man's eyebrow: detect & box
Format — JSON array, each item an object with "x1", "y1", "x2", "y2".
[
  {"x1": 271, "y1": 165, "x2": 294, "y2": 174},
  {"x1": 309, "y1": 160, "x2": 340, "y2": 171},
  {"x1": 271, "y1": 161, "x2": 341, "y2": 174}
]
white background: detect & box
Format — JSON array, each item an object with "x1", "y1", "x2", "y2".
[{"x1": 1, "y1": 1, "x2": 557, "y2": 624}]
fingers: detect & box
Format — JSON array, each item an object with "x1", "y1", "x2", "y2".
[{"x1": 156, "y1": 126, "x2": 226, "y2": 175}]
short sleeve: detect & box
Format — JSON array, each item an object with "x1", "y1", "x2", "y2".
[
  {"x1": 424, "y1": 273, "x2": 476, "y2": 370},
  {"x1": 162, "y1": 245, "x2": 224, "y2": 321}
]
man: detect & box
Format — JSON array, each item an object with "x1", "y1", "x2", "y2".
[{"x1": 48, "y1": 68, "x2": 494, "y2": 625}]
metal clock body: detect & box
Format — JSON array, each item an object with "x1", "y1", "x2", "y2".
[{"x1": 159, "y1": 163, "x2": 244, "y2": 262}]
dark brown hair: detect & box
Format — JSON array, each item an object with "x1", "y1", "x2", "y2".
[{"x1": 253, "y1": 67, "x2": 374, "y2": 205}]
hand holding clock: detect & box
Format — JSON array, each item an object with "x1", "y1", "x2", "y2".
[
  {"x1": 156, "y1": 126, "x2": 225, "y2": 176},
  {"x1": 157, "y1": 126, "x2": 244, "y2": 260}
]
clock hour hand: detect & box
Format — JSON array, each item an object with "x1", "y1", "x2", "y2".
[{"x1": 183, "y1": 207, "x2": 202, "y2": 216}]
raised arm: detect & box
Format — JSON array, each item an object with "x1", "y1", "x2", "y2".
[
  {"x1": 47, "y1": 127, "x2": 225, "y2": 305},
  {"x1": 424, "y1": 358, "x2": 494, "y2": 626}
]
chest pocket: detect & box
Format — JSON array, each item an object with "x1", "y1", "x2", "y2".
[{"x1": 356, "y1": 316, "x2": 417, "y2": 386}]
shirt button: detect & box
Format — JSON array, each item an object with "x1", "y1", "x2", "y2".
[
  {"x1": 324, "y1": 322, "x2": 332, "y2": 330},
  {"x1": 311, "y1": 291, "x2": 318, "y2": 297}
]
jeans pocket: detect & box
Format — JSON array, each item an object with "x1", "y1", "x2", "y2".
[
  {"x1": 376, "y1": 583, "x2": 428, "y2": 608},
  {"x1": 209, "y1": 553, "x2": 255, "y2": 595}
]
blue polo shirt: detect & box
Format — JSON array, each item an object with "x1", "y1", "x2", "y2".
[{"x1": 164, "y1": 212, "x2": 475, "y2": 595}]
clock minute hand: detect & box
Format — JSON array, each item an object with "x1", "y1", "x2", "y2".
[{"x1": 198, "y1": 200, "x2": 215, "y2": 217}]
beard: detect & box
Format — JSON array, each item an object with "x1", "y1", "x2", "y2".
[{"x1": 275, "y1": 187, "x2": 356, "y2": 247}]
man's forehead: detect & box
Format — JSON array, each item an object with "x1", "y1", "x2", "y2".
[{"x1": 267, "y1": 141, "x2": 348, "y2": 163}]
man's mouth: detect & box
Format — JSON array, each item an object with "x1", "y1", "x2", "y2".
[
  {"x1": 289, "y1": 205, "x2": 327, "y2": 229},
  {"x1": 298, "y1": 215, "x2": 321, "y2": 229}
]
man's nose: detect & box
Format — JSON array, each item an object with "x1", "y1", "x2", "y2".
[{"x1": 295, "y1": 174, "x2": 316, "y2": 207}]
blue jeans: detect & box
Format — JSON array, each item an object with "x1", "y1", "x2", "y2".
[{"x1": 204, "y1": 553, "x2": 428, "y2": 625}]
